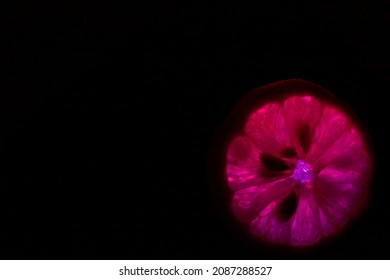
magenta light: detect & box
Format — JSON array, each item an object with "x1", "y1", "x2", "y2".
[
  {"x1": 292, "y1": 160, "x2": 315, "y2": 184},
  {"x1": 211, "y1": 79, "x2": 373, "y2": 247}
]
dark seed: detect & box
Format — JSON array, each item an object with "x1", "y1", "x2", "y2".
[
  {"x1": 277, "y1": 191, "x2": 298, "y2": 222},
  {"x1": 280, "y1": 147, "x2": 297, "y2": 158},
  {"x1": 259, "y1": 153, "x2": 290, "y2": 171}
]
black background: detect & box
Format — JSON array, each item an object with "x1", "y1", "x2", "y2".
[{"x1": 0, "y1": 0, "x2": 389, "y2": 259}]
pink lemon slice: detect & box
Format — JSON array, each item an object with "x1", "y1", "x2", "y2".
[{"x1": 214, "y1": 79, "x2": 373, "y2": 247}]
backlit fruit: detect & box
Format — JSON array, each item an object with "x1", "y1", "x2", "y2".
[{"x1": 211, "y1": 79, "x2": 373, "y2": 247}]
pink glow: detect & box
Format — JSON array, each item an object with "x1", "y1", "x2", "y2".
[
  {"x1": 292, "y1": 160, "x2": 315, "y2": 184},
  {"x1": 221, "y1": 80, "x2": 373, "y2": 247}
]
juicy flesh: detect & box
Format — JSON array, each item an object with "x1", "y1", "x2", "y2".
[{"x1": 226, "y1": 95, "x2": 371, "y2": 246}]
